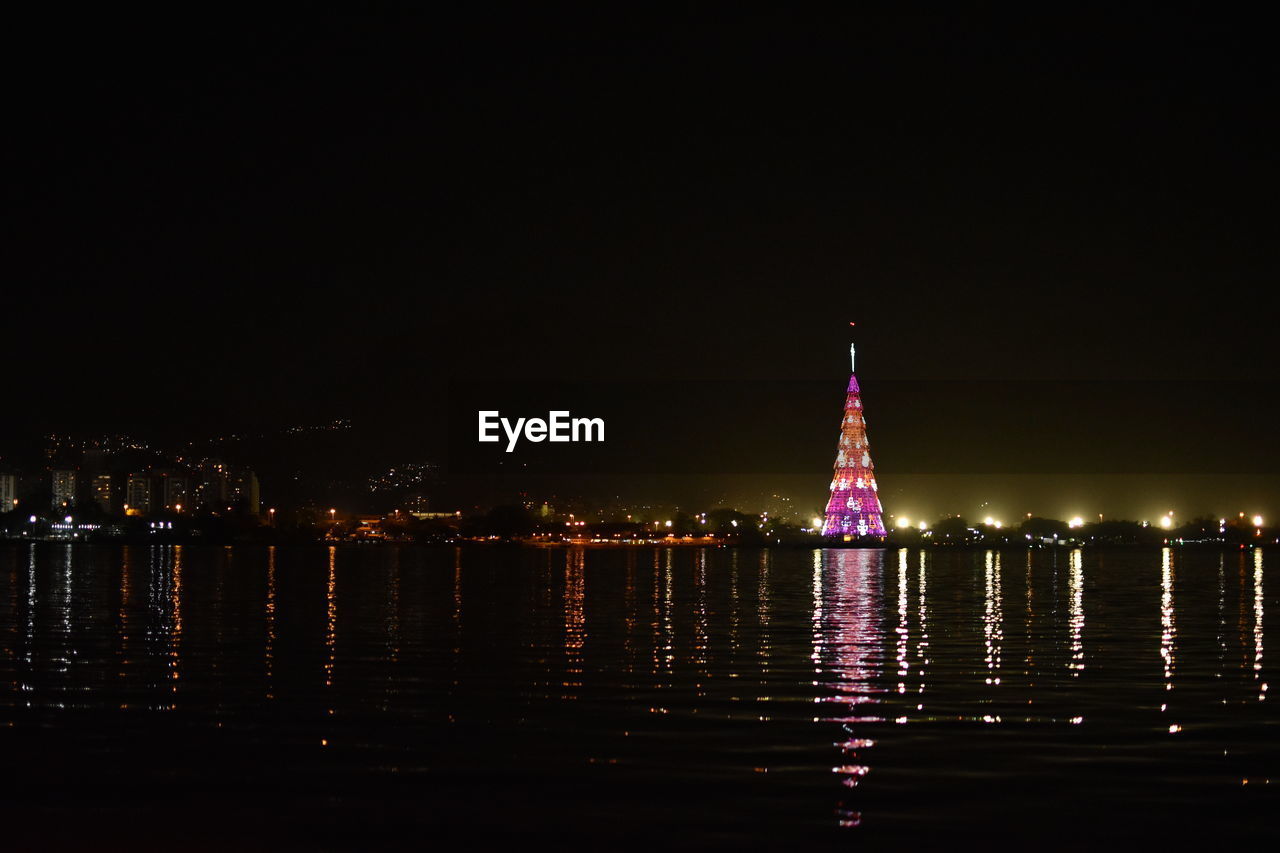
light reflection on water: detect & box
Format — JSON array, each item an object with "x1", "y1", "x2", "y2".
[
  {"x1": 983, "y1": 549, "x2": 1003, "y2": 690},
  {"x1": 1162, "y1": 546, "x2": 1178, "y2": 731},
  {"x1": 0, "y1": 543, "x2": 1276, "y2": 844},
  {"x1": 1256, "y1": 548, "x2": 1267, "y2": 701}
]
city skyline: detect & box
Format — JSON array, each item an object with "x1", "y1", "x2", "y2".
[
  {"x1": 3, "y1": 385, "x2": 1276, "y2": 525},
  {"x1": 3, "y1": 438, "x2": 1271, "y2": 542}
]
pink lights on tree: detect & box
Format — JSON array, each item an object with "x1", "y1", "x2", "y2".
[{"x1": 821, "y1": 347, "x2": 886, "y2": 540}]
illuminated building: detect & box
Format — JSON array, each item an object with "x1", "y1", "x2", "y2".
[
  {"x1": 821, "y1": 336, "x2": 886, "y2": 540},
  {"x1": 196, "y1": 460, "x2": 228, "y2": 508},
  {"x1": 195, "y1": 462, "x2": 259, "y2": 514},
  {"x1": 0, "y1": 473, "x2": 16, "y2": 510},
  {"x1": 229, "y1": 469, "x2": 260, "y2": 514},
  {"x1": 51, "y1": 469, "x2": 76, "y2": 509},
  {"x1": 92, "y1": 473, "x2": 113, "y2": 513},
  {"x1": 160, "y1": 471, "x2": 189, "y2": 510},
  {"x1": 126, "y1": 472, "x2": 152, "y2": 515}
]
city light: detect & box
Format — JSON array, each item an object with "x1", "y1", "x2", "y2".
[
  {"x1": 917, "y1": 520, "x2": 927, "y2": 531},
  {"x1": 1069, "y1": 517, "x2": 1084, "y2": 528},
  {"x1": 1254, "y1": 515, "x2": 1264, "y2": 527},
  {"x1": 1160, "y1": 514, "x2": 1174, "y2": 530},
  {"x1": 896, "y1": 516, "x2": 911, "y2": 528}
]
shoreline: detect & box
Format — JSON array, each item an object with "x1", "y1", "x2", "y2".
[{"x1": 1, "y1": 537, "x2": 1274, "y2": 552}]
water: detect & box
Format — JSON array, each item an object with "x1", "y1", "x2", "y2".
[{"x1": 0, "y1": 544, "x2": 1275, "y2": 847}]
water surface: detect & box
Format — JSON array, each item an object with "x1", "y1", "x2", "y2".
[{"x1": 0, "y1": 544, "x2": 1275, "y2": 847}]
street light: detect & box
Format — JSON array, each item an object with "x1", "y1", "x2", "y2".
[{"x1": 1254, "y1": 515, "x2": 1264, "y2": 527}]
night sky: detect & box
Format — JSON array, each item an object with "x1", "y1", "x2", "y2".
[{"x1": 8, "y1": 7, "x2": 1277, "y2": 518}]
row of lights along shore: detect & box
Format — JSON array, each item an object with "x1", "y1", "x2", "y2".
[{"x1": 887, "y1": 511, "x2": 1265, "y2": 531}]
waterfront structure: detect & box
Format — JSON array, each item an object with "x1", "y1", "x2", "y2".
[
  {"x1": 52, "y1": 469, "x2": 76, "y2": 509},
  {"x1": 821, "y1": 337, "x2": 887, "y2": 540},
  {"x1": 0, "y1": 473, "x2": 16, "y2": 510},
  {"x1": 229, "y1": 469, "x2": 260, "y2": 514},
  {"x1": 126, "y1": 472, "x2": 152, "y2": 515},
  {"x1": 160, "y1": 471, "x2": 189, "y2": 510},
  {"x1": 194, "y1": 462, "x2": 259, "y2": 514},
  {"x1": 92, "y1": 473, "x2": 113, "y2": 513},
  {"x1": 196, "y1": 460, "x2": 228, "y2": 508}
]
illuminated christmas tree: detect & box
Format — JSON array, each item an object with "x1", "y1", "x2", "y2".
[{"x1": 821, "y1": 337, "x2": 887, "y2": 540}]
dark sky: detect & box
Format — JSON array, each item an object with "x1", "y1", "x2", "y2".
[{"x1": 7, "y1": 6, "x2": 1277, "y2": 516}]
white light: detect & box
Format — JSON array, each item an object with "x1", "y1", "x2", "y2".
[
  {"x1": 983, "y1": 516, "x2": 995, "y2": 526},
  {"x1": 1069, "y1": 517, "x2": 1084, "y2": 528},
  {"x1": 28, "y1": 515, "x2": 36, "y2": 523},
  {"x1": 1254, "y1": 515, "x2": 1264, "y2": 527},
  {"x1": 896, "y1": 517, "x2": 911, "y2": 528},
  {"x1": 917, "y1": 520, "x2": 927, "y2": 531},
  {"x1": 1160, "y1": 515, "x2": 1174, "y2": 530},
  {"x1": 812, "y1": 517, "x2": 823, "y2": 528}
]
